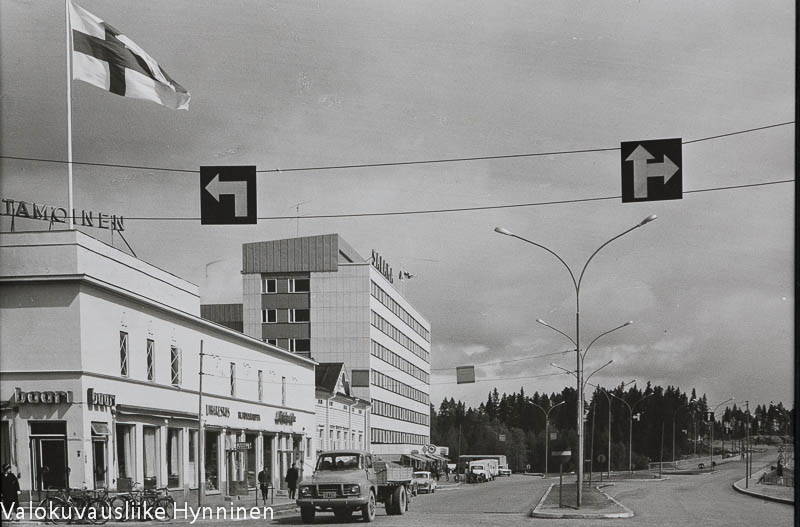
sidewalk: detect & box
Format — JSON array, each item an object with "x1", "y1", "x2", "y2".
[
  {"x1": 530, "y1": 482, "x2": 633, "y2": 519},
  {"x1": 732, "y1": 468, "x2": 795, "y2": 505}
]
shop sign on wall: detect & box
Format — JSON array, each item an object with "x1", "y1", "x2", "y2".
[
  {"x1": 14, "y1": 387, "x2": 74, "y2": 404},
  {"x1": 87, "y1": 388, "x2": 115, "y2": 407},
  {"x1": 2, "y1": 197, "x2": 125, "y2": 231},
  {"x1": 275, "y1": 411, "x2": 296, "y2": 424},
  {"x1": 206, "y1": 404, "x2": 230, "y2": 417},
  {"x1": 238, "y1": 411, "x2": 261, "y2": 421}
]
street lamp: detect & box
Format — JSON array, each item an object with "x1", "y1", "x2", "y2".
[
  {"x1": 708, "y1": 397, "x2": 734, "y2": 469},
  {"x1": 495, "y1": 215, "x2": 656, "y2": 507},
  {"x1": 609, "y1": 391, "x2": 654, "y2": 474},
  {"x1": 528, "y1": 400, "x2": 566, "y2": 476},
  {"x1": 583, "y1": 380, "x2": 636, "y2": 477},
  {"x1": 672, "y1": 401, "x2": 694, "y2": 464}
]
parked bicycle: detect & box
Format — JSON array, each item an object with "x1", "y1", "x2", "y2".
[
  {"x1": 110, "y1": 483, "x2": 174, "y2": 522},
  {"x1": 38, "y1": 487, "x2": 110, "y2": 525}
]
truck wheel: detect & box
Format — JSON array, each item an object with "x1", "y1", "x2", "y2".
[
  {"x1": 390, "y1": 486, "x2": 406, "y2": 516},
  {"x1": 361, "y1": 491, "x2": 376, "y2": 523},
  {"x1": 385, "y1": 493, "x2": 395, "y2": 515},
  {"x1": 300, "y1": 506, "x2": 315, "y2": 524}
]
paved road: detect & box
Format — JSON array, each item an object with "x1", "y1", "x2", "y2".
[{"x1": 189, "y1": 454, "x2": 792, "y2": 527}]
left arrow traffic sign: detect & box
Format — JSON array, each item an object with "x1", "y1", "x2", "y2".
[{"x1": 200, "y1": 166, "x2": 257, "y2": 224}]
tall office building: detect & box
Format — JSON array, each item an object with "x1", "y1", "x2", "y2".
[{"x1": 237, "y1": 234, "x2": 432, "y2": 456}]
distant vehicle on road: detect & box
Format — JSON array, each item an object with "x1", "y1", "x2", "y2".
[
  {"x1": 498, "y1": 468, "x2": 512, "y2": 477},
  {"x1": 412, "y1": 471, "x2": 437, "y2": 493},
  {"x1": 467, "y1": 460, "x2": 497, "y2": 483},
  {"x1": 459, "y1": 455, "x2": 508, "y2": 476}
]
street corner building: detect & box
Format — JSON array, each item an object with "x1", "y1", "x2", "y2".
[
  {"x1": 0, "y1": 230, "x2": 317, "y2": 504},
  {"x1": 202, "y1": 234, "x2": 432, "y2": 458}
]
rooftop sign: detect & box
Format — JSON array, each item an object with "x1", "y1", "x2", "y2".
[{"x1": 2, "y1": 198, "x2": 124, "y2": 231}]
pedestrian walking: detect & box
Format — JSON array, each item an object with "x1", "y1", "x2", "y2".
[
  {"x1": 776, "y1": 459, "x2": 784, "y2": 485},
  {"x1": 258, "y1": 465, "x2": 271, "y2": 502},
  {"x1": 1, "y1": 464, "x2": 21, "y2": 521},
  {"x1": 285, "y1": 463, "x2": 299, "y2": 499}
]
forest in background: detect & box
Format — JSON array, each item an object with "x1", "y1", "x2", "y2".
[{"x1": 430, "y1": 382, "x2": 794, "y2": 472}]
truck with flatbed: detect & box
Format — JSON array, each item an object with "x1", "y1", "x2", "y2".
[{"x1": 296, "y1": 450, "x2": 414, "y2": 523}]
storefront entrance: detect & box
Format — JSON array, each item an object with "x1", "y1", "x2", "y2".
[{"x1": 29, "y1": 421, "x2": 68, "y2": 492}]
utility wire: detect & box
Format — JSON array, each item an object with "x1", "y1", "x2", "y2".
[
  {"x1": 3, "y1": 178, "x2": 780, "y2": 222},
  {"x1": 430, "y1": 349, "x2": 571, "y2": 371},
  {"x1": 0, "y1": 121, "x2": 792, "y2": 175}
]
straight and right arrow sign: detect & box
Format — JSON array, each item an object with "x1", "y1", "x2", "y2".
[{"x1": 621, "y1": 138, "x2": 682, "y2": 202}]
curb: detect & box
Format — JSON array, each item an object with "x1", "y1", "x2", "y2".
[
  {"x1": 529, "y1": 483, "x2": 634, "y2": 519},
  {"x1": 732, "y1": 470, "x2": 794, "y2": 505}
]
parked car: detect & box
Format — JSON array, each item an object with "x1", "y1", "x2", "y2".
[
  {"x1": 412, "y1": 471, "x2": 437, "y2": 493},
  {"x1": 498, "y1": 468, "x2": 512, "y2": 477}
]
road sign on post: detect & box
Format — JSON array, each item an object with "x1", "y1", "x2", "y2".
[
  {"x1": 200, "y1": 165, "x2": 257, "y2": 224},
  {"x1": 621, "y1": 138, "x2": 682, "y2": 202}
]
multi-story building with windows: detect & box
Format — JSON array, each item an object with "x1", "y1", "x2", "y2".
[
  {"x1": 314, "y1": 363, "x2": 369, "y2": 453},
  {"x1": 209, "y1": 234, "x2": 432, "y2": 456},
  {"x1": 0, "y1": 230, "x2": 316, "y2": 502}
]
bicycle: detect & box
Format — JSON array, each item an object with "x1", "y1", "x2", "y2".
[
  {"x1": 111, "y1": 483, "x2": 174, "y2": 522},
  {"x1": 39, "y1": 487, "x2": 109, "y2": 525}
]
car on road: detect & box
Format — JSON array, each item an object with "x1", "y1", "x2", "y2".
[
  {"x1": 498, "y1": 468, "x2": 512, "y2": 477},
  {"x1": 413, "y1": 471, "x2": 437, "y2": 493}
]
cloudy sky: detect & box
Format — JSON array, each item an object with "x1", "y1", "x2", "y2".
[{"x1": 1, "y1": 1, "x2": 794, "y2": 410}]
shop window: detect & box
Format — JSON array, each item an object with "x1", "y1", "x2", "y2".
[
  {"x1": 261, "y1": 278, "x2": 277, "y2": 294},
  {"x1": 0, "y1": 421, "x2": 10, "y2": 468},
  {"x1": 262, "y1": 309, "x2": 277, "y2": 323},
  {"x1": 170, "y1": 346, "x2": 181, "y2": 386},
  {"x1": 119, "y1": 331, "x2": 129, "y2": 377},
  {"x1": 167, "y1": 428, "x2": 182, "y2": 488},
  {"x1": 187, "y1": 430, "x2": 198, "y2": 489},
  {"x1": 91, "y1": 424, "x2": 109, "y2": 489},
  {"x1": 204, "y1": 431, "x2": 219, "y2": 492},
  {"x1": 245, "y1": 433, "x2": 258, "y2": 487},
  {"x1": 289, "y1": 309, "x2": 310, "y2": 323},
  {"x1": 143, "y1": 426, "x2": 159, "y2": 489},
  {"x1": 288, "y1": 278, "x2": 310, "y2": 293},
  {"x1": 146, "y1": 339, "x2": 155, "y2": 381},
  {"x1": 230, "y1": 362, "x2": 236, "y2": 397},
  {"x1": 116, "y1": 424, "x2": 135, "y2": 485}
]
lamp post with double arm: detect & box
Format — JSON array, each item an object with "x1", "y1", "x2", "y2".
[
  {"x1": 494, "y1": 215, "x2": 656, "y2": 507},
  {"x1": 528, "y1": 400, "x2": 566, "y2": 476},
  {"x1": 609, "y1": 391, "x2": 654, "y2": 474}
]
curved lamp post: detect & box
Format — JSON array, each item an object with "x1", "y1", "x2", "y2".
[
  {"x1": 708, "y1": 397, "x2": 734, "y2": 469},
  {"x1": 495, "y1": 215, "x2": 656, "y2": 507},
  {"x1": 528, "y1": 400, "x2": 566, "y2": 476},
  {"x1": 583, "y1": 379, "x2": 636, "y2": 477},
  {"x1": 609, "y1": 391, "x2": 654, "y2": 474},
  {"x1": 672, "y1": 401, "x2": 694, "y2": 464}
]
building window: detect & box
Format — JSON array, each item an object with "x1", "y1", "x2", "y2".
[
  {"x1": 289, "y1": 339, "x2": 311, "y2": 353},
  {"x1": 119, "y1": 332, "x2": 129, "y2": 377},
  {"x1": 167, "y1": 428, "x2": 182, "y2": 488},
  {"x1": 266, "y1": 339, "x2": 277, "y2": 346},
  {"x1": 230, "y1": 363, "x2": 236, "y2": 397},
  {"x1": 204, "y1": 431, "x2": 219, "y2": 491},
  {"x1": 258, "y1": 370, "x2": 264, "y2": 402},
  {"x1": 351, "y1": 369, "x2": 370, "y2": 388},
  {"x1": 116, "y1": 424, "x2": 135, "y2": 481},
  {"x1": 170, "y1": 346, "x2": 181, "y2": 386},
  {"x1": 262, "y1": 278, "x2": 277, "y2": 294},
  {"x1": 281, "y1": 376, "x2": 286, "y2": 406},
  {"x1": 262, "y1": 309, "x2": 277, "y2": 324},
  {"x1": 146, "y1": 339, "x2": 155, "y2": 382},
  {"x1": 288, "y1": 309, "x2": 310, "y2": 323},
  {"x1": 288, "y1": 278, "x2": 310, "y2": 293},
  {"x1": 143, "y1": 426, "x2": 159, "y2": 487}
]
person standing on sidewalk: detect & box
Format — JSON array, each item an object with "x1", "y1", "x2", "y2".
[
  {"x1": 258, "y1": 465, "x2": 271, "y2": 502},
  {"x1": 285, "y1": 463, "x2": 299, "y2": 499},
  {"x1": 1, "y1": 464, "x2": 21, "y2": 521}
]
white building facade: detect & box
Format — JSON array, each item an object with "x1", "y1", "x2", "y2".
[
  {"x1": 234, "y1": 234, "x2": 432, "y2": 457},
  {"x1": 0, "y1": 230, "x2": 317, "y2": 502}
]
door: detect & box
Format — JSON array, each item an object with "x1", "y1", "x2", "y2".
[{"x1": 32, "y1": 438, "x2": 68, "y2": 490}]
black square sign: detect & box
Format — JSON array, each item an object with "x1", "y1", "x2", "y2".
[
  {"x1": 621, "y1": 138, "x2": 682, "y2": 203},
  {"x1": 200, "y1": 166, "x2": 257, "y2": 224}
]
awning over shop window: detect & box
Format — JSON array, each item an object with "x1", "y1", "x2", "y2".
[
  {"x1": 91, "y1": 422, "x2": 110, "y2": 435},
  {"x1": 404, "y1": 453, "x2": 429, "y2": 463}
]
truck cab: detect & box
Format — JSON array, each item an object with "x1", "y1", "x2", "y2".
[{"x1": 296, "y1": 450, "x2": 412, "y2": 523}]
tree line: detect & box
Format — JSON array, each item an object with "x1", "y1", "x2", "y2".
[{"x1": 430, "y1": 383, "x2": 794, "y2": 472}]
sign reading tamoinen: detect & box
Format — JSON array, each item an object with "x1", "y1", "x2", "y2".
[{"x1": 1, "y1": 197, "x2": 124, "y2": 231}]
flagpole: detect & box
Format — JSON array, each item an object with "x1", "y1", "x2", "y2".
[{"x1": 65, "y1": 0, "x2": 74, "y2": 229}]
